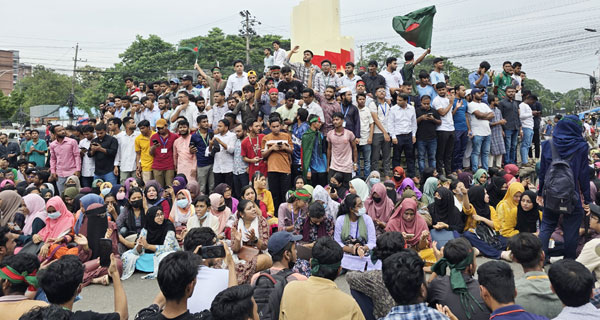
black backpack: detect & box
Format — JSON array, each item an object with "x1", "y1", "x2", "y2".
[
  {"x1": 253, "y1": 268, "x2": 294, "y2": 320},
  {"x1": 543, "y1": 140, "x2": 577, "y2": 214}
]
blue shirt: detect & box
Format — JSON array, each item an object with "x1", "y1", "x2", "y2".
[
  {"x1": 417, "y1": 85, "x2": 437, "y2": 100},
  {"x1": 291, "y1": 122, "x2": 309, "y2": 165},
  {"x1": 381, "y1": 302, "x2": 449, "y2": 320},
  {"x1": 468, "y1": 72, "x2": 491, "y2": 104},
  {"x1": 430, "y1": 71, "x2": 445, "y2": 85},
  {"x1": 489, "y1": 304, "x2": 549, "y2": 320},
  {"x1": 309, "y1": 133, "x2": 327, "y2": 173},
  {"x1": 191, "y1": 129, "x2": 213, "y2": 167},
  {"x1": 452, "y1": 98, "x2": 469, "y2": 131}
]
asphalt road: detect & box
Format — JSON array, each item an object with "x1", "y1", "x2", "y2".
[{"x1": 73, "y1": 256, "x2": 525, "y2": 316}]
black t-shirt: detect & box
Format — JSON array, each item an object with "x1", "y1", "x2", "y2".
[
  {"x1": 277, "y1": 80, "x2": 304, "y2": 99},
  {"x1": 415, "y1": 107, "x2": 441, "y2": 141},
  {"x1": 72, "y1": 310, "x2": 120, "y2": 320},
  {"x1": 135, "y1": 304, "x2": 212, "y2": 320}
]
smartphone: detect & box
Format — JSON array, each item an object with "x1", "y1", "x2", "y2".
[
  {"x1": 199, "y1": 245, "x2": 226, "y2": 259},
  {"x1": 99, "y1": 238, "x2": 112, "y2": 267},
  {"x1": 12, "y1": 224, "x2": 21, "y2": 231},
  {"x1": 405, "y1": 233, "x2": 415, "y2": 239}
]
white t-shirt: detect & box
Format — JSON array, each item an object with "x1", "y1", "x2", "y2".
[
  {"x1": 519, "y1": 102, "x2": 534, "y2": 129},
  {"x1": 379, "y1": 69, "x2": 403, "y2": 99},
  {"x1": 432, "y1": 96, "x2": 454, "y2": 131},
  {"x1": 357, "y1": 106, "x2": 374, "y2": 145},
  {"x1": 368, "y1": 101, "x2": 391, "y2": 134},
  {"x1": 467, "y1": 101, "x2": 492, "y2": 136},
  {"x1": 188, "y1": 266, "x2": 229, "y2": 313}
]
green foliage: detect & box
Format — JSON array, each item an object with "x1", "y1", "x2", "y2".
[
  {"x1": 356, "y1": 41, "x2": 404, "y2": 68},
  {"x1": 16, "y1": 66, "x2": 77, "y2": 110},
  {"x1": 0, "y1": 91, "x2": 18, "y2": 120}
]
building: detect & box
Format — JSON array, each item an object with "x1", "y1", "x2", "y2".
[{"x1": 0, "y1": 50, "x2": 32, "y2": 96}]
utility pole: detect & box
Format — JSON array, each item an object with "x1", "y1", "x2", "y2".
[
  {"x1": 239, "y1": 10, "x2": 261, "y2": 67},
  {"x1": 68, "y1": 43, "x2": 85, "y2": 125},
  {"x1": 359, "y1": 45, "x2": 363, "y2": 67}
]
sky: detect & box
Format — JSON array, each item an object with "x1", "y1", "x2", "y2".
[{"x1": 2, "y1": 0, "x2": 599, "y2": 93}]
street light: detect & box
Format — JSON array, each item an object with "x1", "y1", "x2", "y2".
[{"x1": 585, "y1": 28, "x2": 597, "y2": 32}]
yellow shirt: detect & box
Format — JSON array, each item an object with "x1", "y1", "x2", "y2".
[
  {"x1": 279, "y1": 276, "x2": 365, "y2": 320},
  {"x1": 464, "y1": 205, "x2": 501, "y2": 232},
  {"x1": 500, "y1": 207, "x2": 543, "y2": 237},
  {"x1": 257, "y1": 189, "x2": 275, "y2": 216},
  {"x1": 135, "y1": 131, "x2": 155, "y2": 172}
]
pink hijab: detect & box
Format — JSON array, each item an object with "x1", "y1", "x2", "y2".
[
  {"x1": 170, "y1": 189, "x2": 194, "y2": 226},
  {"x1": 22, "y1": 194, "x2": 47, "y2": 236},
  {"x1": 364, "y1": 183, "x2": 394, "y2": 222},
  {"x1": 209, "y1": 193, "x2": 231, "y2": 234},
  {"x1": 386, "y1": 198, "x2": 430, "y2": 247},
  {"x1": 38, "y1": 196, "x2": 74, "y2": 242}
]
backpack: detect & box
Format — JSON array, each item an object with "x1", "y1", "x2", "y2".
[
  {"x1": 543, "y1": 140, "x2": 577, "y2": 214},
  {"x1": 253, "y1": 268, "x2": 295, "y2": 320}
]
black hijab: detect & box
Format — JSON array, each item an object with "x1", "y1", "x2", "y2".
[
  {"x1": 428, "y1": 187, "x2": 464, "y2": 231},
  {"x1": 214, "y1": 183, "x2": 233, "y2": 211},
  {"x1": 486, "y1": 176, "x2": 506, "y2": 208},
  {"x1": 515, "y1": 190, "x2": 540, "y2": 233},
  {"x1": 145, "y1": 206, "x2": 175, "y2": 245},
  {"x1": 383, "y1": 181, "x2": 397, "y2": 205},
  {"x1": 468, "y1": 185, "x2": 490, "y2": 219},
  {"x1": 421, "y1": 168, "x2": 435, "y2": 188}
]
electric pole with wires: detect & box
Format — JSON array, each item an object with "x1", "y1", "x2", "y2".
[
  {"x1": 67, "y1": 43, "x2": 86, "y2": 124},
  {"x1": 239, "y1": 10, "x2": 261, "y2": 66}
]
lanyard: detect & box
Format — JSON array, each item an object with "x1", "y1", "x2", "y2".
[
  {"x1": 291, "y1": 207, "x2": 297, "y2": 225},
  {"x1": 158, "y1": 135, "x2": 169, "y2": 147},
  {"x1": 490, "y1": 309, "x2": 525, "y2": 319},
  {"x1": 342, "y1": 105, "x2": 351, "y2": 119},
  {"x1": 378, "y1": 102, "x2": 388, "y2": 117},
  {"x1": 251, "y1": 136, "x2": 260, "y2": 155},
  {"x1": 198, "y1": 131, "x2": 209, "y2": 147}
]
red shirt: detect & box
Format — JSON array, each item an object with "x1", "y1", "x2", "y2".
[
  {"x1": 241, "y1": 134, "x2": 267, "y2": 177},
  {"x1": 150, "y1": 131, "x2": 179, "y2": 170}
]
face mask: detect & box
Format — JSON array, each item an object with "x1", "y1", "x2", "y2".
[
  {"x1": 369, "y1": 178, "x2": 380, "y2": 185},
  {"x1": 322, "y1": 204, "x2": 328, "y2": 210},
  {"x1": 48, "y1": 211, "x2": 61, "y2": 219},
  {"x1": 217, "y1": 204, "x2": 227, "y2": 212},
  {"x1": 372, "y1": 196, "x2": 382, "y2": 203},
  {"x1": 199, "y1": 211, "x2": 209, "y2": 220},
  {"x1": 101, "y1": 188, "x2": 111, "y2": 196},
  {"x1": 131, "y1": 199, "x2": 143, "y2": 208},
  {"x1": 357, "y1": 207, "x2": 366, "y2": 216},
  {"x1": 393, "y1": 176, "x2": 402, "y2": 181},
  {"x1": 65, "y1": 183, "x2": 76, "y2": 188},
  {"x1": 116, "y1": 192, "x2": 126, "y2": 200},
  {"x1": 176, "y1": 199, "x2": 189, "y2": 209}
]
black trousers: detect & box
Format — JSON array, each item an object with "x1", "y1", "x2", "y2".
[
  {"x1": 392, "y1": 133, "x2": 416, "y2": 178},
  {"x1": 328, "y1": 169, "x2": 352, "y2": 188},
  {"x1": 268, "y1": 172, "x2": 291, "y2": 212},
  {"x1": 310, "y1": 172, "x2": 328, "y2": 188},
  {"x1": 214, "y1": 172, "x2": 234, "y2": 191},
  {"x1": 233, "y1": 173, "x2": 249, "y2": 199},
  {"x1": 436, "y1": 131, "x2": 455, "y2": 176},
  {"x1": 291, "y1": 164, "x2": 302, "y2": 189},
  {"x1": 529, "y1": 128, "x2": 540, "y2": 159}
]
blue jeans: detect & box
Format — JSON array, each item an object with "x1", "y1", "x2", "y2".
[
  {"x1": 416, "y1": 139, "x2": 437, "y2": 173},
  {"x1": 452, "y1": 130, "x2": 468, "y2": 171},
  {"x1": 504, "y1": 129, "x2": 519, "y2": 164},
  {"x1": 94, "y1": 171, "x2": 117, "y2": 185},
  {"x1": 471, "y1": 135, "x2": 490, "y2": 172},
  {"x1": 520, "y1": 128, "x2": 534, "y2": 165},
  {"x1": 357, "y1": 144, "x2": 371, "y2": 178}
]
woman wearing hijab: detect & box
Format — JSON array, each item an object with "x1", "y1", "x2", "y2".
[
  {"x1": 116, "y1": 187, "x2": 146, "y2": 241},
  {"x1": 457, "y1": 171, "x2": 473, "y2": 188},
  {"x1": 392, "y1": 166, "x2": 405, "y2": 190},
  {"x1": 171, "y1": 176, "x2": 188, "y2": 195},
  {"x1": 365, "y1": 183, "x2": 394, "y2": 235},
  {"x1": 32, "y1": 197, "x2": 75, "y2": 258},
  {"x1": 187, "y1": 181, "x2": 200, "y2": 200},
  {"x1": 277, "y1": 189, "x2": 310, "y2": 232},
  {"x1": 383, "y1": 180, "x2": 397, "y2": 205},
  {"x1": 40, "y1": 188, "x2": 53, "y2": 202},
  {"x1": 504, "y1": 164, "x2": 519, "y2": 177},
  {"x1": 110, "y1": 184, "x2": 127, "y2": 208},
  {"x1": 501, "y1": 190, "x2": 542, "y2": 238},
  {"x1": 22, "y1": 193, "x2": 47, "y2": 237},
  {"x1": 366, "y1": 171, "x2": 381, "y2": 192},
  {"x1": 397, "y1": 177, "x2": 422, "y2": 200},
  {"x1": 539, "y1": 115, "x2": 591, "y2": 260},
  {"x1": 144, "y1": 181, "x2": 171, "y2": 219},
  {"x1": 214, "y1": 183, "x2": 238, "y2": 214},
  {"x1": 428, "y1": 186, "x2": 472, "y2": 245},
  {"x1": 123, "y1": 177, "x2": 137, "y2": 198},
  {"x1": 312, "y1": 185, "x2": 339, "y2": 219},
  {"x1": 328, "y1": 172, "x2": 348, "y2": 202},
  {"x1": 0, "y1": 190, "x2": 22, "y2": 227},
  {"x1": 252, "y1": 172, "x2": 274, "y2": 222},
  {"x1": 120, "y1": 206, "x2": 179, "y2": 280},
  {"x1": 209, "y1": 193, "x2": 233, "y2": 235},
  {"x1": 472, "y1": 169, "x2": 488, "y2": 187},
  {"x1": 169, "y1": 189, "x2": 195, "y2": 237},
  {"x1": 420, "y1": 168, "x2": 436, "y2": 188},
  {"x1": 486, "y1": 176, "x2": 507, "y2": 208},
  {"x1": 463, "y1": 186, "x2": 511, "y2": 261},
  {"x1": 62, "y1": 187, "x2": 79, "y2": 213},
  {"x1": 64, "y1": 175, "x2": 81, "y2": 192},
  {"x1": 495, "y1": 182, "x2": 524, "y2": 230},
  {"x1": 349, "y1": 178, "x2": 369, "y2": 202},
  {"x1": 386, "y1": 198, "x2": 434, "y2": 263},
  {"x1": 421, "y1": 177, "x2": 439, "y2": 206},
  {"x1": 503, "y1": 173, "x2": 516, "y2": 186}
]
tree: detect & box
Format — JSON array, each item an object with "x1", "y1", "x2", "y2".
[
  {"x1": 356, "y1": 41, "x2": 404, "y2": 68},
  {"x1": 0, "y1": 91, "x2": 18, "y2": 120},
  {"x1": 16, "y1": 66, "x2": 77, "y2": 110}
]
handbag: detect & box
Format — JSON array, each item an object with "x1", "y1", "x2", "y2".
[
  {"x1": 237, "y1": 245, "x2": 260, "y2": 262},
  {"x1": 475, "y1": 223, "x2": 504, "y2": 251}
]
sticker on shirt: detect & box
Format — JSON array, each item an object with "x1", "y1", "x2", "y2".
[{"x1": 161, "y1": 148, "x2": 167, "y2": 154}]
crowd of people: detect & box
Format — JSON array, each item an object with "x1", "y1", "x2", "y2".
[{"x1": 0, "y1": 41, "x2": 599, "y2": 319}]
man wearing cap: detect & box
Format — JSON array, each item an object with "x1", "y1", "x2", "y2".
[
  {"x1": 363, "y1": 60, "x2": 386, "y2": 97},
  {"x1": 250, "y1": 231, "x2": 307, "y2": 284},
  {"x1": 194, "y1": 63, "x2": 227, "y2": 106},
  {"x1": 149, "y1": 119, "x2": 179, "y2": 187},
  {"x1": 340, "y1": 62, "x2": 362, "y2": 95},
  {"x1": 224, "y1": 60, "x2": 249, "y2": 97},
  {"x1": 430, "y1": 58, "x2": 445, "y2": 85},
  {"x1": 178, "y1": 74, "x2": 202, "y2": 98},
  {"x1": 247, "y1": 70, "x2": 260, "y2": 93},
  {"x1": 468, "y1": 88, "x2": 494, "y2": 172},
  {"x1": 284, "y1": 46, "x2": 321, "y2": 87},
  {"x1": 314, "y1": 59, "x2": 342, "y2": 94}
]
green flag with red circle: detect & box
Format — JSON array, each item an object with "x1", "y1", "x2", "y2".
[{"x1": 392, "y1": 5, "x2": 436, "y2": 49}]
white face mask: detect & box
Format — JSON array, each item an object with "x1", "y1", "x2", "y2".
[
  {"x1": 47, "y1": 211, "x2": 61, "y2": 219},
  {"x1": 357, "y1": 207, "x2": 366, "y2": 216}
]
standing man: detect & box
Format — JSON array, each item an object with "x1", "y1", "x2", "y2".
[
  {"x1": 362, "y1": 60, "x2": 386, "y2": 97},
  {"x1": 369, "y1": 85, "x2": 392, "y2": 178},
  {"x1": 291, "y1": 108, "x2": 309, "y2": 182},
  {"x1": 430, "y1": 57, "x2": 445, "y2": 85},
  {"x1": 194, "y1": 64, "x2": 227, "y2": 106},
  {"x1": 468, "y1": 88, "x2": 494, "y2": 172},
  {"x1": 139, "y1": 96, "x2": 161, "y2": 130},
  {"x1": 260, "y1": 88, "x2": 282, "y2": 130},
  {"x1": 0, "y1": 134, "x2": 19, "y2": 169},
  {"x1": 19, "y1": 129, "x2": 31, "y2": 159},
  {"x1": 494, "y1": 61, "x2": 514, "y2": 99},
  {"x1": 356, "y1": 93, "x2": 374, "y2": 178},
  {"x1": 432, "y1": 82, "x2": 455, "y2": 176},
  {"x1": 263, "y1": 48, "x2": 274, "y2": 73},
  {"x1": 262, "y1": 117, "x2": 293, "y2": 210},
  {"x1": 327, "y1": 112, "x2": 358, "y2": 186},
  {"x1": 519, "y1": 94, "x2": 536, "y2": 166},
  {"x1": 191, "y1": 115, "x2": 214, "y2": 195},
  {"x1": 400, "y1": 49, "x2": 430, "y2": 95},
  {"x1": 209, "y1": 119, "x2": 236, "y2": 188},
  {"x1": 415, "y1": 95, "x2": 441, "y2": 173},
  {"x1": 232, "y1": 123, "x2": 248, "y2": 199},
  {"x1": 339, "y1": 88, "x2": 361, "y2": 140},
  {"x1": 276, "y1": 92, "x2": 300, "y2": 128},
  {"x1": 452, "y1": 84, "x2": 471, "y2": 172},
  {"x1": 49, "y1": 125, "x2": 80, "y2": 195},
  {"x1": 316, "y1": 86, "x2": 341, "y2": 135},
  {"x1": 314, "y1": 60, "x2": 342, "y2": 94},
  {"x1": 340, "y1": 62, "x2": 362, "y2": 95},
  {"x1": 379, "y1": 57, "x2": 403, "y2": 100},
  {"x1": 302, "y1": 115, "x2": 328, "y2": 187},
  {"x1": 25, "y1": 129, "x2": 47, "y2": 168},
  {"x1": 388, "y1": 94, "x2": 417, "y2": 177},
  {"x1": 224, "y1": 60, "x2": 248, "y2": 97},
  {"x1": 89, "y1": 123, "x2": 119, "y2": 185},
  {"x1": 272, "y1": 40, "x2": 287, "y2": 67},
  {"x1": 170, "y1": 92, "x2": 199, "y2": 130},
  {"x1": 527, "y1": 91, "x2": 543, "y2": 161},
  {"x1": 301, "y1": 87, "x2": 325, "y2": 121},
  {"x1": 178, "y1": 74, "x2": 202, "y2": 98},
  {"x1": 488, "y1": 95, "x2": 506, "y2": 168},
  {"x1": 277, "y1": 66, "x2": 304, "y2": 100},
  {"x1": 135, "y1": 120, "x2": 155, "y2": 183},
  {"x1": 113, "y1": 116, "x2": 139, "y2": 185},
  {"x1": 416, "y1": 72, "x2": 437, "y2": 100},
  {"x1": 173, "y1": 119, "x2": 197, "y2": 183},
  {"x1": 499, "y1": 86, "x2": 520, "y2": 165},
  {"x1": 241, "y1": 117, "x2": 267, "y2": 180},
  {"x1": 210, "y1": 90, "x2": 229, "y2": 131},
  {"x1": 149, "y1": 119, "x2": 178, "y2": 187},
  {"x1": 79, "y1": 125, "x2": 95, "y2": 188},
  {"x1": 469, "y1": 61, "x2": 493, "y2": 104},
  {"x1": 284, "y1": 46, "x2": 320, "y2": 87},
  {"x1": 233, "y1": 85, "x2": 260, "y2": 125}
]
